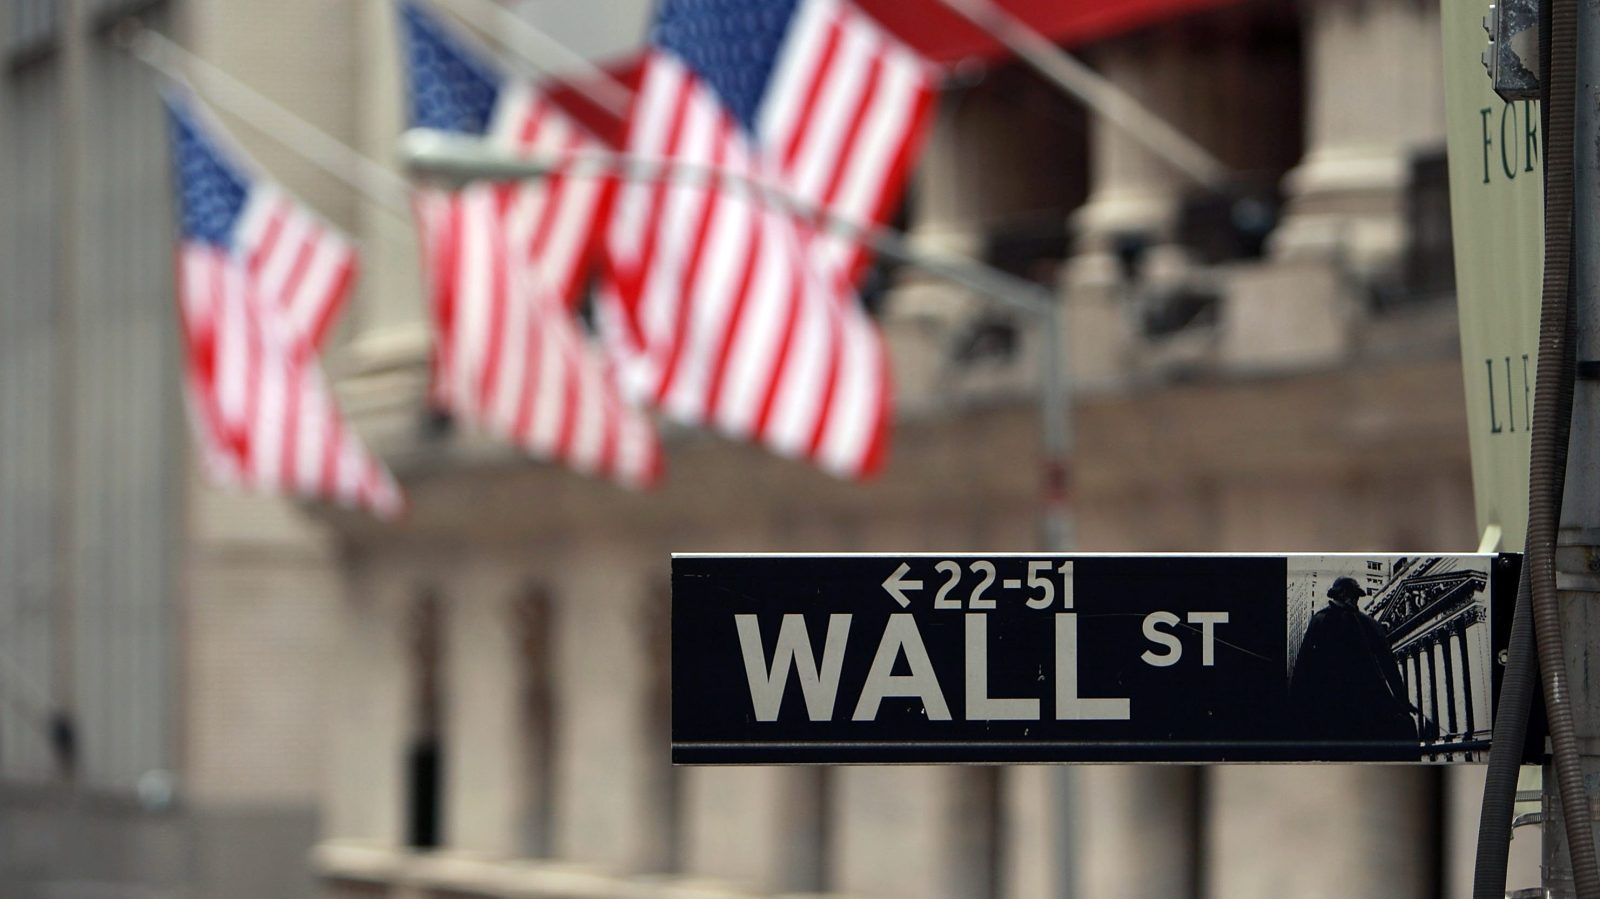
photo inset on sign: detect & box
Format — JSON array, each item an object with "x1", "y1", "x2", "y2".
[{"x1": 1286, "y1": 556, "x2": 1492, "y2": 761}]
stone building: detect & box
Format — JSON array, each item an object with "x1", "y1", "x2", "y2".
[{"x1": 0, "y1": 0, "x2": 1542, "y2": 897}]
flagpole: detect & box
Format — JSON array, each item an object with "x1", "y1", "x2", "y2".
[
  {"x1": 115, "y1": 20, "x2": 414, "y2": 218},
  {"x1": 398, "y1": 128, "x2": 1075, "y2": 547},
  {"x1": 399, "y1": 130, "x2": 1050, "y2": 317},
  {"x1": 932, "y1": 0, "x2": 1229, "y2": 190},
  {"x1": 403, "y1": 0, "x2": 1079, "y2": 548}
]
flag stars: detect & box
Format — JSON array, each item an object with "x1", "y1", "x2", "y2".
[
  {"x1": 166, "y1": 100, "x2": 248, "y2": 246},
  {"x1": 399, "y1": 1, "x2": 502, "y2": 133},
  {"x1": 654, "y1": 0, "x2": 799, "y2": 131}
]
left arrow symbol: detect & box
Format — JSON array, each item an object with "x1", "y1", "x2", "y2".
[{"x1": 882, "y1": 562, "x2": 922, "y2": 608}]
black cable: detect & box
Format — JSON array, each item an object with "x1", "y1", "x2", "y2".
[
  {"x1": 1474, "y1": 0, "x2": 1599, "y2": 890},
  {"x1": 1474, "y1": 562, "x2": 1537, "y2": 899},
  {"x1": 1523, "y1": 0, "x2": 1600, "y2": 890},
  {"x1": 1474, "y1": 5, "x2": 1557, "y2": 891}
]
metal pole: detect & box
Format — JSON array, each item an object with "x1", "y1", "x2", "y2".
[
  {"x1": 54, "y1": 0, "x2": 90, "y2": 783},
  {"x1": 931, "y1": 0, "x2": 1229, "y2": 190},
  {"x1": 1038, "y1": 299, "x2": 1073, "y2": 553},
  {"x1": 923, "y1": 3, "x2": 1222, "y2": 880},
  {"x1": 1549, "y1": 0, "x2": 1600, "y2": 889},
  {"x1": 1036, "y1": 297, "x2": 1080, "y2": 899},
  {"x1": 911, "y1": 7, "x2": 1104, "y2": 892},
  {"x1": 398, "y1": 129, "x2": 1056, "y2": 319}
]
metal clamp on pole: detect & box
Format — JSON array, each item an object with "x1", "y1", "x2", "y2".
[{"x1": 1482, "y1": 0, "x2": 1542, "y2": 101}]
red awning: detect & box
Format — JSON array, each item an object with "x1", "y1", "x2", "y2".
[{"x1": 856, "y1": 0, "x2": 1246, "y2": 64}]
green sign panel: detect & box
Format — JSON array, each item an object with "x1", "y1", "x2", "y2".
[{"x1": 1441, "y1": 0, "x2": 1544, "y2": 552}]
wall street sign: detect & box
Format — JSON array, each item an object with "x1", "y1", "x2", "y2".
[{"x1": 672, "y1": 553, "x2": 1519, "y2": 764}]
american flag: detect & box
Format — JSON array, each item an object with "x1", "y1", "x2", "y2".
[
  {"x1": 598, "y1": 0, "x2": 936, "y2": 478},
  {"x1": 399, "y1": 0, "x2": 661, "y2": 486},
  {"x1": 166, "y1": 91, "x2": 403, "y2": 518}
]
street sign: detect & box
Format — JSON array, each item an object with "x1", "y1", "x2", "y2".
[
  {"x1": 673, "y1": 553, "x2": 1518, "y2": 764},
  {"x1": 1442, "y1": 0, "x2": 1546, "y2": 552}
]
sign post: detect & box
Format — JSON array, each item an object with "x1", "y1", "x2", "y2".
[{"x1": 674, "y1": 553, "x2": 1519, "y2": 765}]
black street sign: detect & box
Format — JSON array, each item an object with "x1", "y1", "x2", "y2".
[{"x1": 672, "y1": 553, "x2": 1519, "y2": 764}]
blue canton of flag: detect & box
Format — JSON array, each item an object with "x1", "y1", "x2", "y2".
[
  {"x1": 167, "y1": 95, "x2": 250, "y2": 247},
  {"x1": 398, "y1": 0, "x2": 503, "y2": 134},
  {"x1": 653, "y1": 0, "x2": 802, "y2": 133}
]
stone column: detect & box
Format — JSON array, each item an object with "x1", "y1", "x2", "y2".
[
  {"x1": 321, "y1": 558, "x2": 414, "y2": 848},
  {"x1": 338, "y1": 0, "x2": 434, "y2": 455},
  {"x1": 906, "y1": 93, "x2": 989, "y2": 260},
  {"x1": 1270, "y1": 0, "x2": 1446, "y2": 281},
  {"x1": 1053, "y1": 35, "x2": 1208, "y2": 891},
  {"x1": 1061, "y1": 29, "x2": 1200, "y2": 388},
  {"x1": 833, "y1": 766, "x2": 968, "y2": 899},
  {"x1": 682, "y1": 766, "x2": 821, "y2": 891},
  {"x1": 1079, "y1": 767, "x2": 1200, "y2": 898},
  {"x1": 441, "y1": 564, "x2": 527, "y2": 857},
  {"x1": 1000, "y1": 767, "x2": 1066, "y2": 899},
  {"x1": 1068, "y1": 30, "x2": 1194, "y2": 288},
  {"x1": 1207, "y1": 766, "x2": 1433, "y2": 897},
  {"x1": 549, "y1": 545, "x2": 654, "y2": 873},
  {"x1": 888, "y1": 73, "x2": 1088, "y2": 408},
  {"x1": 888, "y1": 94, "x2": 988, "y2": 413},
  {"x1": 354, "y1": 0, "x2": 428, "y2": 345}
]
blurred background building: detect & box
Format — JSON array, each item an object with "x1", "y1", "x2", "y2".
[{"x1": 0, "y1": 0, "x2": 1539, "y2": 896}]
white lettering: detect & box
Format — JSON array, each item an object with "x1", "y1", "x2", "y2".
[
  {"x1": 965, "y1": 614, "x2": 1040, "y2": 720},
  {"x1": 1140, "y1": 611, "x2": 1183, "y2": 667},
  {"x1": 735, "y1": 614, "x2": 851, "y2": 722},
  {"x1": 1054, "y1": 613, "x2": 1131, "y2": 720},
  {"x1": 853, "y1": 613, "x2": 952, "y2": 721},
  {"x1": 1187, "y1": 611, "x2": 1229, "y2": 666},
  {"x1": 1025, "y1": 560, "x2": 1055, "y2": 608}
]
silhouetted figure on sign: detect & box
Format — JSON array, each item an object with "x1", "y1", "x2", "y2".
[{"x1": 1290, "y1": 577, "x2": 1421, "y2": 749}]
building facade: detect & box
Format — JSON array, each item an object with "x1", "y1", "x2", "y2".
[
  {"x1": 1, "y1": 0, "x2": 361, "y2": 896},
  {"x1": 0, "y1": 0, "x2": 1543, "y2": 896}
]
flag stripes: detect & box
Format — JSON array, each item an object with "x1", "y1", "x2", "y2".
[
  {"x1": 417, "y1": 184, "x2": 661, "y2": 487},
  {"x1": 600, "y1": 55, "x2": 891, "y2": 477},
  {"x1": 233, "y1": 185, "x2": 358, "y2": 349},
  {"x1": 757, "y1": 0, "x2": 937, "y2": 285},
  {"x1": 399, "y1": 0, "x2": 660, "y2": 486},
  {"x1": 178, "y1": 245, "x2": 402, "y2": 517},
  {"x1": 167, "y1": 91, "x2": 402, "y2": 519},
  {"x1": 488, "y1": 83, "x2": 612, "y2": 306},
  {"x1": 596, "y1": 0, "x2": 935, "y2": 478}
]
